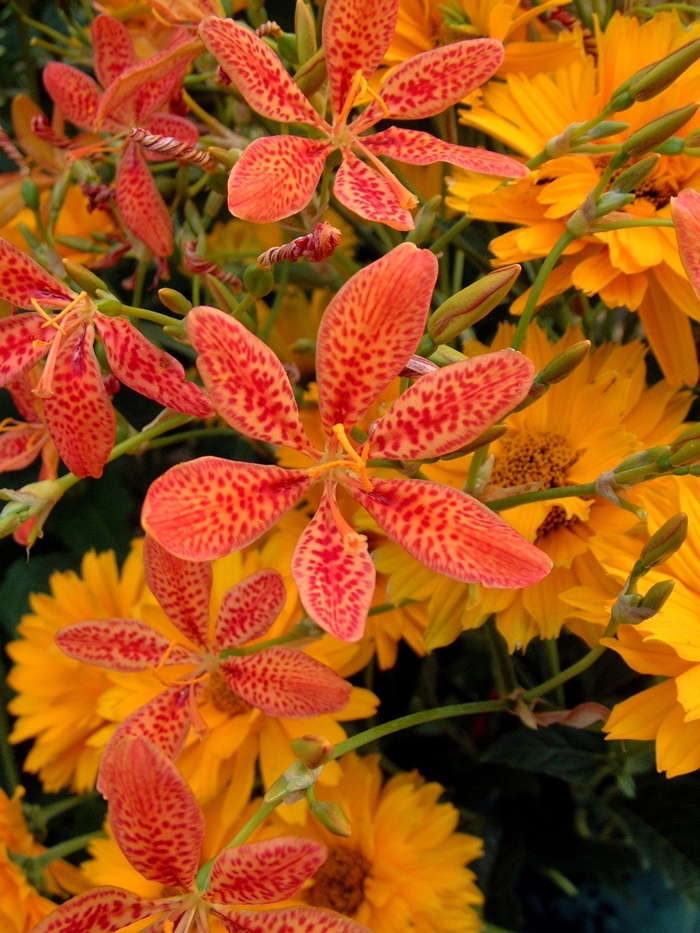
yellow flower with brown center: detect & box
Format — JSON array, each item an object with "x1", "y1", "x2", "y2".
[
  {"x1": 378, "y1": 0, "x2": 582, "y2": 81},
  {"x1": 447, "y1": 11, "x2": 700, "y2": 388},
  {"x1": 259, "y1": 752, "x2": 485, "y2": 933},
  {"x1": 373, "y1": 322, "x2": 691, "y2": 652}
]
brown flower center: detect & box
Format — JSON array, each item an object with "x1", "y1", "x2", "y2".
[
  {"x1": 490, "y1": 431, "x2": 582, "y2": 538},
  {"x1": 203, "y1": 669, "x2": 252, "y2": 715},
  {"x1": 306, "y1": 846, "x2": 371, "y2": 916}
]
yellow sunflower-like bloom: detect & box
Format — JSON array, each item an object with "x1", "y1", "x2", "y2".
[
  {"x1": 6, "y1": 530, "x2": 378, "y2": 813},
  {"x1": 0, "y1": 786, "x2": 89, "y2": 932},
  {"x1": 373, "y1": 322, "x2": 691, "y2": 652},
  {"x1": 379, "y1": 0, "x2": 582, "y2": 80},
  {"x1": 447, "y1": 12, "x2": 700, "y2": 388},
  {"x1": 257, "y1": 752, "x2": 484, "y2": 933}
]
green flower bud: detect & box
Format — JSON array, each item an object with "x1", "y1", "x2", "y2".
[
  {"x1": 63, "y1": 259, "x2": 109, "y2": 298},
  {"x1": 290, "y1": 734, "x2": 335, "y2": 769},
  {"x1": 510, "y1": 381, "x2": 548, "y2": 412},
  {"x1": 621, "y1": 103, "x2": 699, "y2": 158},
  {"x1": 243, "y1": 263, "x2": 275, "y2": 297},
  {"x1": 159, "y1": 288, "x2": 193, "y2": 316},
  {"x1": 429, "y1": 344, "x2": 468, "y2": 366},
  {"x1": 295, "y1": 47, "x2": 328, "y2": 96},
  {"x1": 428, "y1": 265, "x2": 520, "y2": 344},
  {"x1": 637, "y1": 513, "x2": 687, "y2": 573},
  {"x1": 95, "y1": 297, "x2": 123, "y2": 316},
  {"x1": 595, "y1": 191, "x2": 636, "y2": 218},
  {"x1": 49, "y1": 171, "x2": 71, "y2": 225},
  {"x1": 628, "y1": 37, "x2": 700, "y2": 102},
  {"x1": 406, "y1": 195, "x2": 442, "y2": 246},
  {"x1": 163, "y1": 322, "x2": 189, "y2": 343},
  {"x1": 683, "y1": 128, "x2": 700, "y2": 158},
  {"x1": 669, "y1": 439, "x2": 700, "y2": 468},
  {"x1": 20, "y1": 179, "x2": 41, "y2": 212},
  {"x1": 611, "y1": 156, "x2": 659, "y2": 194},
  {"x1": 295, "y1": 0, "x2": 317, "y2": 64},
  {"x1": 276, "y1": 33, "x2": 298, "y2": 64},
  {"x1": 655, "y1": 136, "x2": 684, "y2": 156},
  {"x1": 614, "y1": 446, "x2": 670, "y2": 476},
  {"x1": 309, "y1": 799, "x2": 352, "y2": 837},
  {"x1": 669, "y1": 422, "x2": 700, "y2": 453},
  {"x1": 639, "y1": 579, "x2": 675, "y2": 615},
  {"x1": 579, "y1": 121, "x2": 630, "y2": 143},
  {"x1": 291, "y1": 338, "x2": 316, "y2": 356},
  {"x1": 534, "y1": 340, "x2": 591, "y2": 386},
  {"x1": 206, "y1": 147, "x2": 242, "y2": 169}
]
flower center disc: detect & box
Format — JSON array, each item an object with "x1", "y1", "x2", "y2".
[{"x1": 306, "y1": 846, "x2": 370, "y2": 916}]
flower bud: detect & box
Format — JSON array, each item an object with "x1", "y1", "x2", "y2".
[
  {"x1": 683, "y1": 129, "x2": 700, "y2": 158},
  {"x1": 614, "y1": 446, "x2": 670, "y2": 477},
  {"x1": 578, "y1": 121, "x2": 629, "y2": 143},
  {"x1": 534, "y1": 340, "x2": 591, "y2": 387},
  {"x1": 637, "y1": 512, "x2": 687, "y2": 573},
  {"x1": 611, "y1": 156, "x2": 659, "y2": 194},
  {"x1": 595, "y1": 191, "x2": 636, "y2": 218},
  {"x1": 639, "y1": 579, "x2": 675, "y2": 615},
  {"x1": 628, "y1": 37, "x2": 700, "y2": 102},
  {"x1": 309, "y1": 799, "x2": 352, "y2": 837},
  {"x1": 277, "y1": 33, "x2": 298, "y2": 63},
  {"x1": 668, "y1": 439, "x2": 700, "y2": 468},
  {"x1": 163, "y1": 322, "x2": 189, "y2": 343},
  {"x1": 159, "y1": 288, "x2": 193, "y2": 316},
  {"x1": 291, "y1": 338, "x2": 316, "y2": 356},
  {"x1": 206, "y1": 147, "x2": 242, "y2": 169},
  {"x1": 621, "y1": 103, "x2": 699, "y2": 158},
  {"x1": 429, "y1": 344, "x2": 468, "y2": 367},
  {"x1": 265, "y1": 761, "x2": 322, "y2": 805},
  {"x1": 295, "y1": 0, "x2": 317, "y2": 64},
  {"x1": 655, "y1": 136, "x2": 684, "y2": 156},
  {"x1": 63, "y1": 260, "x2": 110, "y2": 298},
  {"x1": 290, "y1": 735, "x2": 335, "y2": 769},
  {"x1": 428, "y1": 265, "x2": 520, "y2": 344},
  {"x1": 510, "y1": 381, "x2": 548, "y2": 412},
  {"x1": 566, "y1": 191, "x2": 597, "y2": 237},
  {"x1": 295, "y1": 47, "x2": 328, "y2": 96},
  {"x1": 95, "y1": 297, "x2": 123, "y2": 317},
  {"x1": 669, "y1": 422, "x2": 700, "y2": 454},
  {"x1": 243, "y1": 263, "x2": 275, "y2": 297},
  {"x1": 20, "y1": 178, "x2": 41, "y2": 212},
  {"x1": 406, "y1": 195, "x2": 442, "y2": 246}
]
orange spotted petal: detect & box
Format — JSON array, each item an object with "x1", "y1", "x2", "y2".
[
  {"x1": 28, "y1": 887, "x2": 156, "y2": 933},
  {"x1": 672, "y1": 189, "x2": 700, "y2": 300},
  {"x1": 42, "y1": 62, "x2": 102, "y2": 130},
  {"x1": 55, "y1": 618, "x2": 183, "y2": 670},
  {"x1": 221, "y1": 647, "x2": 352, "y2": 717},
  {"x1": 323, "y1": 0, "x2": 398, "y2": 118},
  {"x1": 208, "y1": 838, "x2": 327, "y2": 905},
  {"x1": 142, "y1": 457, "x2": 312, "y2": 560},
  {"x1": 220, "y1": 907, "x2": 373, "y2": 933},
  {"x1": 100, "y1": 736, "x2": 204, "y2": 888},
  {"x1": 362, "y1": 127, "x2": 528, "y2": 179},
  {"x1": 213, "y1": 568, "x2": 287, "y2": 650},
  {"x1": 95, "y1": 314, "x2": 214, "y2": 418},
  {"x1": 115, "y1": 141, "x2": 173, "y2": 258},
  {"x1": 226, "y1": 135, "x2": 331, "y2": 225},
  {"x1": 368, "y1": 349, "x2": 535, "y2": 460},
  {"x1": 290, "y1": 490, "x2": 375, "y2": 642},
  {"x1": 42, "y1": 324, "x2": 116, "y2": 479},
  {"x1": 353, "y1": 477, "x2": 552, "y2": 587},
  {"x1": 187, "y1": 305, "x2": 313, "y2": 452},
  {"x1": 97, "y1": 685, "x2": 193, "y2": 796},
  {"x1": 92, "y1": 14, "x2": 136, "y2": 90},
  {"x1": 144, "y1": 534, "x2": 213, "y2": 648},
  {"x1": 0, "y1": 318, "x2": 48, "y2": 387},
  {"x1": 366, "y1": 38, "x2": 505, "y2": 123},
  {"x1": 333, "y1": 151, "x2": 415, "y2": 230},
  {"x1": 199, "y1": 17, "x2": 327, "y2": 128},
  {"x1": 0, "y1": 423, "x2": 46, "y2": 472},
  {"x1": 0, "y1": 237, "x2": 76, "y2": 308},
  {"x1": 316, "y1": 242, "x2": 438, "y2": 434}
]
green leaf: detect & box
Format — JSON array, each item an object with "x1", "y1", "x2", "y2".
[
  {"x1": 481, "y1": 725, "x2": 606, "y2": 784},
  {"x1": 0, "y1": 553, "x2": 77, "y2": 638}
]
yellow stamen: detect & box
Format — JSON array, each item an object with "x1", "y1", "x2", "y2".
[
  {"x1": 146, "y1": 640, "x2": 205, "y2": 688},
  {"x1": 36, "y1": 291, "x2": 89, "y2": 334},
  {"x1": 328, "y1": 490, "x2": 369, "y2": 556},
  {"x1": 0, "y1": 417, "x2": 22, "y2": 433},
  {"x1": 164, "y1": 922, "x2": 175, "y2": 933},
  {"x1": 335, "y1": 70, "x2": 389, "y2": 128},
  {"x1": 306, "y1": 424, "x2": 372, "y2": 491}
]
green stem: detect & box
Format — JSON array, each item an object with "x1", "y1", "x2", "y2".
[
  {"x1": 484, "y1": 616, "x2": 518, "y2": 695},
  {"x1": 592, "y1": 218, "x2": 675, "y2": 230},
  {"x1": 119, "y1": 305, "x2": 179, "y2": 328},
  {"x1": 429, "y1": 214, "x2": 472, "y2": 254},
  {"x1": 543, "y1": 639, "x2": 566, "y2": 707},
  {"x1": 511, "y1": 230, "x2": 576, "y2": 350},
  {"x1": 0, "y1": 657, "x2": 18, "y2": 794},
  {"x1": 489, "y1": 482, "x2": 595, "y2": 512},
  {"x1": 145, "y1": 428, "x2": 236, "y2": 450},
  {"x1": 131, "y1": 259, "x2": 149, "y2": 309},
  {"x1": 522, "y1": 645, "x2": 606, "y2": 703},
  {"x1": 30, "y1": 832, "x2": 103, "y2": 869},
  {"x1": 27, "y1": 795, "x2": 91, "y2": 829},
  {"x1": 259, "y1": 263, "x2": 289, "y2": 343},
  {"x1": 219, "y1": 622, "x2": 319, "y2": 658}
]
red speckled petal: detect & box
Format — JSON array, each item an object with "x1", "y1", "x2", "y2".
[
  {"x1": 199, "y1": 17, "x2": 327, "y2": 128},
  {"x1": 187, "y1": 305, "x2": 312, "y2": 451},
  {"x1": 92, "y1": 14, "x2": 136, "y2": 90},
  {"x1": 28, "y1": 888, "x2": 157, "y2": 933},
  {"x1": 95, "y1": 314, "x2": 214, "y2": 418},
  {"x1": 0, "y1": 423, "x2": 45, "y2": 471},
  {"x1": 323, "y1": 0, "x2": 398, "y2": 117},
  {"x1": 144, "y1": 534, "x2": 212, "y2": 648},
  {"x1": 316, "y1": 242, "x2": 437, "y2": 434},
  {"x1": 55, "y1": 618, "x2": 176, "y2": 671},
  {"x1": 362, "y1": 127, "x2": 528, "y2": 179},
  {"x1": 221, "y1": 647, "x2": 351, "y2": 717},
  {"x1": 213, "y1": 568, "x2": 286, "y2": 651},
  {"x1": 0, "y1": 317, "x2": 47, "y2": 386},
  {"x1": 115, "y1": 142, "x2": 173, "y2": 258},
  {"x1": 142, "y1": 457, "x2": 312, "y2": 560},
  {"x1": 100, "y1": 736, "x2": 204, "y2": 887},
  {"x1": 372, "y1": 38, "x2": 504, "y2": 121},
  {"x1": 333, "y1": 151, "x2": 415, "y2": 230},
  {"x1": 290, "y1": 489, "x2": 374, "y2": 642},
  {"x1": 42, "y1": 325, "x2": 116, "y2": 479},
  {"x1": 43, "y1": 62, "x2": 101, "y2": 130},
  {"x1": 672, "y1": 189, "x2": 700, "y2": 300},
  {"x1": 96, "y1": 34, "x2": 202, "y2": 126},
  {"x1": 97, "y1": 686, "x2": 192, "y2": 796},
  {"x1": 369, "y1": 349, "x2": 535, "y2": 460},
  {"x1": 227, "y1": 135, "x2": 330, "y2": 225},
  {"x1": 208, "y1": 838, "x2": 327, "y2": 905},
  {"x1": 218, "y1": 907, "x2": 373, "y2": 933},
  {"x1": 0, "y1": 237, "x2": 75, "y2": 308},
  {"x1": 353, "y1": 477, "x2": 553, "y2": 587}
]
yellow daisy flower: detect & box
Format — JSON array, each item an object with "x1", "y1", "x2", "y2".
[
  {"x1": 447, "y1": 12, "x2": 700, "y2": 387},
  {"x1": 379, "y1": 0, "x2": 582, "y2": 80},
  {"x1": 0, "y1": 786, "x2": 88, "y2": 933},
  {"x1": 258, "y1": 752, "x2": 484, "y2": 933},
  {"x1": 373, "y1": 323, "x2": 691, "y2": 651}
]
